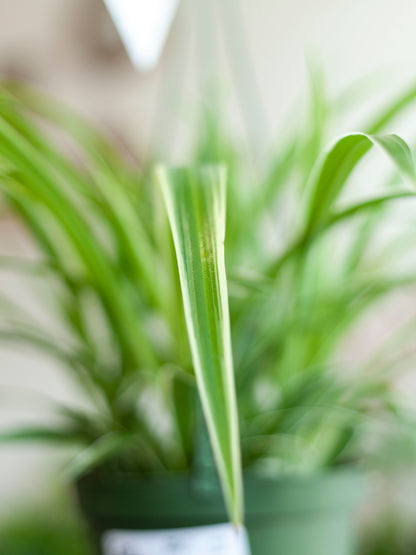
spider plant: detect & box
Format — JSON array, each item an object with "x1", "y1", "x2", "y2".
[{"x1": 1, "y1": 78, "x2": 416, "y2": 526}]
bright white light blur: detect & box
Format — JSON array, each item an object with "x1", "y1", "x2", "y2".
[{"x1": 103, "y1": 0, "x2": 179, "y2": 72}]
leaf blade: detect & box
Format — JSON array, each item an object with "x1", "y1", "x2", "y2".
[
  {"x1": 156, "y1": 165, "x2": 243, "y2": 525},
  {"x1": 304, "y1": 132, "x2": 415, "y2": 232}
]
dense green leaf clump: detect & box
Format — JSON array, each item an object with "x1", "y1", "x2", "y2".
[{"x1": 2, "y1": 77, "x2": 416, "y2": 521}]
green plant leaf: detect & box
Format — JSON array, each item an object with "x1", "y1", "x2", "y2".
[
  {"x1": 65, "y1": 432, "x2": 136, "y2": 479},
  {"x1": 0, "y1": 426, "x2": 86, "y2": 444},
  {"x1": 367, "y1": 80, "x2": 416, "y2": 133},
  {"x1": 305, "y1": 132, "x2": 415, "y2": 232},
  {"x1": 156, "y1": 165, "x2": 243, "y2": 525},
  {"x1": 0, "y1": 116, "x2": 158, "y2": 373}
]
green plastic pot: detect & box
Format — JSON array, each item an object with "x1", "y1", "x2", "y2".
[{"x1": 76, "y1": 469, "x2": 363, "y2": 555}]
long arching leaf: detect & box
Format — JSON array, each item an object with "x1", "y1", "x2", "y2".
[{"x1": 305, "y1": 132, "x2": 415, "y2": 232}]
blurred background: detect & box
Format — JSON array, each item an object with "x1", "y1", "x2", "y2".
[{"x1": 2, "y1": 0, "x2": 416, "y2": 552}]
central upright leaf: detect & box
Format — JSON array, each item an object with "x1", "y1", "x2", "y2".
[{"x1": 156, "y1": 165, "x2": 243, "y2": 525}]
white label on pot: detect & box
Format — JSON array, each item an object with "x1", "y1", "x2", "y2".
[{"x1": 102, "y1": 523, "x2": 251, "y2": 555}]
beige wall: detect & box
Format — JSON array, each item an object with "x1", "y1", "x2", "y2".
[
  {"x1": 1, "y1": 0, "x2": 416, "y2": 512},
  {"x1": 2, "y1": 0, "x2": 416, "y2": 153}
]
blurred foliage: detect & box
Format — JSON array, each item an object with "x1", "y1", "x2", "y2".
[
  {"x1": 360, "y1": 514, "x2": 416, "y2": 555},
  {"x1": 0, "y1": 499, "x2": 93, "y2": 555},
  {"x1": 1, "y1": 72, "x2": 416, "y2": 479}
]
